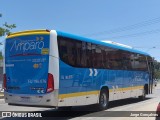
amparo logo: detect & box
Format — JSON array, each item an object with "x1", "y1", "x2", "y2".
[{"x1": 10, "y1": 40, "x2": 44, "y2": 52}]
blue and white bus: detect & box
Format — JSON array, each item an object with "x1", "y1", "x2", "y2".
[{"x1": 3, "y1": 29, "x2": 154, "y2": 110}]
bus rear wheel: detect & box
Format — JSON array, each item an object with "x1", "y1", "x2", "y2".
[{"x1": 98, "y1": 89, "x2": 109, "y2": 110}]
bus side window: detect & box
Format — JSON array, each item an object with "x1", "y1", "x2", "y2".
[
  {"x1": 92, "y1": 45, "x2": 102, "y2": 68},
  {"x1": 75, "y1": 41, "x2": 82, "y2": 67},
  {"x1": 58, "y1": 39, "x2": 68, "y2": 63},
  {"x1": 58, "y1": 37, "x2": 76, "y2": 66},
  {"x1": 133, "y1": 54, "x2": 148, "y2": 71},
  {"x1": 80, "y1": 42, "x2": 87, "y2": 67},
  {"x1": 67, "y1": 41, "x2": 76, "y2": 66}
]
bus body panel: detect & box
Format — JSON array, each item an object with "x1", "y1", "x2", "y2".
[
  {"x1": 49, "y1": 30, "x2": 59, "y2": 90},
  {"x1": 4, "y1": 30, "x2": 59, "y2": 107},
  {"x1": 57, "y1": 60, "x2": 149, "y2": 106},
  {"x1": 56, "y1": 32, "x2": 152, "y2": 106},
  {"x1": 5, "y1": 34, "x2": 50, "y2": 94},
  {"x1": 4, "y1": 29, "x2": 153, "y2": 107}
]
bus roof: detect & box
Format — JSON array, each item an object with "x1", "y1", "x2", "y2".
[
  {"x1": 57, "y1": 31, "x2": 150, "y2": 56},
  {"x1": 6, "y1": 29, "x2": 50, "y2": 39},
  {"x1": 6, "y1": 29, "x2": 150, "y2": 56}
]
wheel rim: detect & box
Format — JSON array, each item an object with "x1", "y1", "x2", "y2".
[{"x1": 100, "y1": 93, "x2": 107, "y2": 107}]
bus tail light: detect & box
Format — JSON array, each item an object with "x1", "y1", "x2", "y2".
[
  {"x1": 3, "y1": 74, "x2": 7, "y2": 90},
  {"x1": 47, "y1": 73, "x2": 54, "y2": 93}
]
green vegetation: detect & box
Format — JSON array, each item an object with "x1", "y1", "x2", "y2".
[
  {"x1": 0, "y1": 52, "x2": 2, "y2": 60},
  {"x1": 154, "y1": 60, "x2": 160, "y2": 80},
  {"x1": 0, "y1": 13, "x2": 16, "y2": 38},
  {"x1": 0, "y1": 13, "x2": 16, "y2": 59}
]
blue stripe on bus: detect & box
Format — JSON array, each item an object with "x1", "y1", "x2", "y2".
[{"x1": 59, "y1": 60, "x2": 149, "y2": 95}]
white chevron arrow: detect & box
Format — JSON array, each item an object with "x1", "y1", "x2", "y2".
[
  {"x1": 94, "y1": 69, "x2": 98, "y2": 76},
  {"x1": 89, "y1": 69, "x2": 93, "y2": 76}
]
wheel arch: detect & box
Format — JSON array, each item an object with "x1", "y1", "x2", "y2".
[{"x1": 100, "y1": 86, "x2": 109, "y2": 98}]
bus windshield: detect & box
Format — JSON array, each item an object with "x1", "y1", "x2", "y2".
[{"x1": 5, "y1": 34, "x2": 50, "y2": 94}]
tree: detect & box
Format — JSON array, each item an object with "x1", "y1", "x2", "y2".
[
  {"x1": 0, "y1": 13, "x2": 16, "y2": 59},
  {"x1": 0, "y1": 13, "x2": 16, "y2": 38},
  {"x1": 153, "y1": 60, "x2": 160, "y2": 80}
]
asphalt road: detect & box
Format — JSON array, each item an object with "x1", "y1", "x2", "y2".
[{"x1": 0, "y1": 84, "x2": 160, "y2": 120}]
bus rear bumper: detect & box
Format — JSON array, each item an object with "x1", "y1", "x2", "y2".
[{"x1": 4, "y1": 90, "x2": 59, "y2": 107}]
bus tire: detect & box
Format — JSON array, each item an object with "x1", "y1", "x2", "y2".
[
  {"x1": 98, "y1": 89, "x2": 109, "y2": 110},
  {"x1": 139, "y1": 87, "x2": 146, "y2": 100}
]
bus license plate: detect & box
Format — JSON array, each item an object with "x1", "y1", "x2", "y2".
[{"x1": 21, "y1": 97, "x2": 30, "y2": 102}]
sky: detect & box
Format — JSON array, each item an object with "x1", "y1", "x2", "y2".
[{"x1": 1, "y1": 0, "x2": 160, "y2": 61}]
